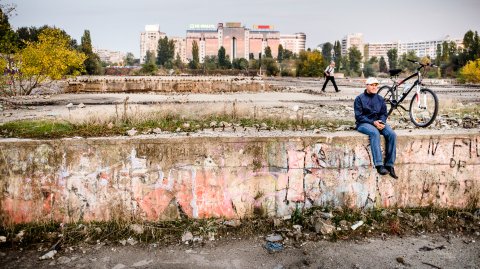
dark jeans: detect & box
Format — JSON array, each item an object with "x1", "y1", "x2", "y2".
[
  {"x1": 322, "y1": 76, "x2": 339, "y2": 92},
  {"x1": 357, "y1": 123, "x2": 397, "y2": 167}
]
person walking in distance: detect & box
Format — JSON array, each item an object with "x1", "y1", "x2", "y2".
[
  {"x1": 322, "y1": 61, "x2": 340, "y2": 92},
  {"x1": 354, "y1": 77, "x2": 398, "y2": 179}
]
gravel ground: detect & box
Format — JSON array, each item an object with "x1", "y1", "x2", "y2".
[{"x1": 2, "y1": 233, "x2": 479, "y2": 269}]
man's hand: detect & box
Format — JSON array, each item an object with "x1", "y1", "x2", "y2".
[{"x1": 373, "y1": 120, "x2": 385, "y2": 130}]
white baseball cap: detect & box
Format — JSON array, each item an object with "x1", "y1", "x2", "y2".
[{"x1": 365, "y1": 77, "x2": 379, "y2": 85}]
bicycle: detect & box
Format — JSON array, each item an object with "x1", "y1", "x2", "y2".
[{"x1": 377, "y1": 60, "x2": 439, "y2": 127}]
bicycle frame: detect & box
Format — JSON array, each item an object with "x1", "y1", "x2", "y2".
[
  {"x1": 386, "y1": 67, "x2": 423, "y2": 114},
  {"x1": 379, "y1": 60, "x2": 439, "y2": 127}
]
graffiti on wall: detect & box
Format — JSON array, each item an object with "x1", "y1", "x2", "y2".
[{"x1": 0, "y1": 135, "x2": 479, "y2": 224}]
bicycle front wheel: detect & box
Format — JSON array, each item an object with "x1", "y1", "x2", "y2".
[
  {"x1": 409, "y1": 88, "x2": 438, "y2": 127},
  {"x1": 377, "y1": 85, "x2": 395, "y2": 115}
]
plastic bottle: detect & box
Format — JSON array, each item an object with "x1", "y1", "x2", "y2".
[{"x1": 401, "y1": 83, "x2": 412, "y2": 95}]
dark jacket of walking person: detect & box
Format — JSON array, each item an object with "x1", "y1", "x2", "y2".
[
  {"x1": 354, "y1": 77, "x2": 398, "y2": 179},
  {"x1": 322, "y1": 61, "x2": 340, "y2": 92}
]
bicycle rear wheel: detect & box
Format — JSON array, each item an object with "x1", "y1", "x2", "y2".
[
  {"x1": 377, "y1": 85, "x2": 395, "y2": 115},
  {"x1": 409, "y1": 88, "x2": 438, "y2": 127}
]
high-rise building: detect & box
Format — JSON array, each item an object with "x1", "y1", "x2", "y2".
[
  {"x1": 364, "y1": 36, "x2": 463, "y2": 61},
  {"x1": 93, "y1": 48, "x2": 126, "y2": 65},
  {"x1": 140, "y1": 25, "x2": 166, "y2": 63},
  {"x1": 141, "y1": 23, "x2": 306, "y2": 63},
  {"x1": 170, "y1": 37, "x2": 187, "y2": 63},
  {"x1": 186, "y1": 23, "x2": 283, "y2": 63},
  {"x1": 185, "y1": 23, "x2": 219, "y2": 63},
  {"x1": 280, "y1": 33, "x2": 306, "y2": 55},
  {"x1": 341, "y1": 33, "x2": 364, "y2": 57}
]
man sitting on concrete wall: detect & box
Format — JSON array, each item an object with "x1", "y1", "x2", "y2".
[{"x1": 354, "y1": 77, "x2": 398, "y2": 179}]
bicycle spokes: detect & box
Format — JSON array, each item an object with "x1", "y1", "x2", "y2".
[{"x1": 409, "y1": 89, "x2": 439, "y2": 127}]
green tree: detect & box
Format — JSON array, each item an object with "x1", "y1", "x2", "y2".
[
  {"x1": 232, "y1": 58, "x2": 249, "y2": 70},
  {"x1": 277, "y1": 44, "x2": 284, "y2": 63},
  {"x1": 435, "y1": 44, "x2": 442, "y2": 65},
  {"x1": 0, "y1": 4, "x2": 19, "y2": 95},
  {"x1": 156, "y1": 36, "x2": 175, "y2": 67},
  {"x1": 296, "y1": 50, "x2": 324, "y2": 77},
  {"x1": 6, "y1": 28, "x2": 86, "y2": 95},
  {"x1": 441, "y1": 41, "x2": 450, "y2": 62},
  {"x1": 462, "y1": 30, "x2": 480, "y2": 61},
  {"x1": 203, "y1": 55, "x2": 218, "y2": 70},
  {"x1": 0, "y1": 5, "x2": 18, "y2": 54},
  {"x1": 366, "y1": 56, "x2": 379, "y2": 74},
  {"x1": 341, "y1": 55, "x2": 350, "y2": 75},
  {"x1": 124, "y1": 52, "x2": 136, "y2": 66},
  {"x1": 368, "y1": 56, "x2": 378, "y2": 64},
  {"x1": 398, "y1": 50, "x2": 419, "y2": 72},
  {"x1": 174, "y1": 53, "x2": 184, "y2": 69},
  {"x1": 363, "y1": 62, "x2": 376, "y2": 77},
  {"x1": 379, "y1": 56, "x2": 388, "y2": 73},
  {"x1": 348, "y1": 46, "x2": 362, "y2": 75},
  {"x1": 218, "y1": 46, "x2": 228, "y2": 69},
  {"x1": 387, "y1": 48, "x2": 398, "y2": 70},
  {"x1": 262, "y1": 58, "x2": 279, "y2": 76},
  {"x1": 435, "y1": 30, "x2": 480, "y2": 78},
  {"x1": 321, "y1": 42, "x2": 333, "y2": 64},
  {"x1": 333, "y1": 41, "x2": 342, "y2": 69},
  {"x1": 283, "y1": 49, "x2": 294, "y2": 60},
  {"x1": 248, "y1": 58, "x2": 258, "y2": 70},
  {"x1": 264, "y1": 46, "x2": 272, "y2": 58},
  {"x1": 140, "y1": 50, "x2": 158, "y2": 74},
  {"x1": 80, "y1": 30, "x2": 102, "y2": 75},
  {"x1": 189, "y1": 40, "x2": 200, "y2": 69},
  {"x1": 16, "y1": 25, "x2": 78, "y2": 50}
]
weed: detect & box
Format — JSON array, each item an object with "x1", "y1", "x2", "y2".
[
  {"x1": 1, "y1": 207, "x2": 478, "y2": 249},
  {"x1": 388, "y1": 218, "x2": 402, "y2": 235},
  {"x1": 291, "y1": 203, "x2": 304, "y2": 225},
  {"x1": 0, "y1": 105, "x2": 355, "y2": 139}
]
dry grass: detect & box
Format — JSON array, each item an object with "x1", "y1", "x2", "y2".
[{"x1": 0, "y1": 207, "x2": 477, "y2": 249}]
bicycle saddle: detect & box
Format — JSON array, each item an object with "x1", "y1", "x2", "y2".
[{"x1": 388, "y1": 69, "x2": 402, "y2": 76}]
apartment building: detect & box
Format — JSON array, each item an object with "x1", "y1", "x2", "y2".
[
  {"x1": 93, "y1": 48, "x2": 126, "y2": 65},
  {"x1": 141, "y1": 23, "x2": 306, "y2": 63},
  {"x1": 280, "y1": 32, "x2": 307, "y2": 55},
  {"x1": 341, "y1": 33, "x2": 364, "y2": 57},
  {"x1": 363, "y1": 36, "x2": 463, "y2": 61},
  {"x1": 140, "y1": 24, "x2": 166, "y2": 63}
]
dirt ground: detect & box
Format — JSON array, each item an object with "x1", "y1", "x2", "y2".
[
  {"x1": 1, "y1": 78, "x2": 479, "y2": 268},
  {"x1": 1, "y1": 78, "x2": 479, "y2": 126},
  {"x1": 2, "y1": 233, "x2": 479, "y2": 269}
]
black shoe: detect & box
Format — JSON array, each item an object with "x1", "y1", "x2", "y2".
[
  {"x1": 322, "y1": 89, "x2": 326, "y2": 92},
  {"x1": 376, "y1": 166, "x2": 388, "y2": 175},
  {"x1": 336, "y1": 89, "x2": 340, "y2": 92},
  {"x1": 385, "y1": 166, "x2": 398, "y2": 179}
]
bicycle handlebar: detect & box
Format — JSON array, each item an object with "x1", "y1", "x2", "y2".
[{"x1": 407, "y1": 59, "x2": 438, "y2": 69}]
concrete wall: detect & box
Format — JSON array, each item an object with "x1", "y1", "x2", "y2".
[
  {"x1": 1, "y1": 132, "x2": 479, "y2": 225},
  {"x1": 66, "y1": 76, "x2": 269, "y2": 93}
]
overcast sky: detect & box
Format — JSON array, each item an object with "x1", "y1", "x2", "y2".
[{"x1": 8, "y1": 0, "x2": 480, "y2": 57}]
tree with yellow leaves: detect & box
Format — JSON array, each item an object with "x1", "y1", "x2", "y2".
[
  {"x1": 460, "y1": 58, "x2": 480, "y2": 83},
  {"x1": 296, "y1": 50, "x2": 324, "y2": 77},
  {"x1": 7, "y1": 28, "x2": 86, "y2": 95}
]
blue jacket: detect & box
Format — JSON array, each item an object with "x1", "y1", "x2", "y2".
[{"x1": 354, "y1": 90, "x2": 388, "y2": 127}]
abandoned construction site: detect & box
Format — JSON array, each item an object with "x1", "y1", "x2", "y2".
[{"x1": 0, "y1": 76, "x2": 479, "y2": 269}]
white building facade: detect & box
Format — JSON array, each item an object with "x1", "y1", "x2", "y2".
[
  {"x1": 279, "y1": 32, "x2": 306, "y2": 55},
  {"x1": 364, "y1": 36, "x2": 463, "y2": 61},
  {"x1": 140, "y1": 24, "x2": 166, "y2": 63},
  {"x1": 140, "y1": 24, "x2": 306, "y2": 64},
  {"x1": 93, "y1": 48, "x2": 126, "y2": 65},
  {"x1": 341, "y1": 33, "x2": 364, "y2": 57}
]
